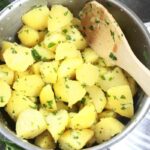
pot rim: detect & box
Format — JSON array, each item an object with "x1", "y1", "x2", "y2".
[{"x1": 0, "y1": 0, "x2": 150, "y2": 150}]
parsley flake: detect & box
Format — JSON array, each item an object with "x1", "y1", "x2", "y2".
[{"x1": 109, "y1": 52, "x2": 117, "y2": 61}]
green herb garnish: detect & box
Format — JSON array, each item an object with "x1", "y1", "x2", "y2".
[
  {"x1": 110, "y1": 30, "x2": 115, "y2": 42},
  {"x1": 31, "y1": 49, "x2": 41, "y2": 61},
  {"x1": 109, "y1": 52, "x2": 117, "y2": 61},
  {"x1": 48, "y1": 42, "x2": 56, "y2": 48}
]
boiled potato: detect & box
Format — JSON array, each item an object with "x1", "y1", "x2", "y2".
[
  {"x1": 85, "y1": 86, "x2": 107, "y2": 113},
  {"x1": 0, "y1": 80, "x2": 11, "y2": 107},
  {"x1": 0, "y1": 65, "x2": 14, "y2": 85},
  {"x1": 0, "y1": 41, "x2": 16, "y2": 61},
  {"x1": 38, "y1": 30, "x2": 47, "y2": 42},
  {"x1": 18, "y1": 26, "x2": 40, "y2": 47},
  {"x1": 14, "y1": 70, "x2": 32, "y2": 81},
  {"x1": 82, "y1": 48, "x2": 99, "y2": 64},
  {"x1": 40, "y1": 84, "x2": 57, "y2": 111},
  {"x1": 94, "y1": 117, "x2": 124, "y2": 143},
  {"x1": 43, "y1": 32, "x2": 66, "y2": 52},
  {"x1": 35, "y1": 131, "x2": 56, "y2": 149},
  {"x1": 5, "y1": 92, "x2": 37, "y2": 121},
  {"x1": 3, "y1": 45, "x2": 34, "y2": 72},
  {"x1": 76, "y1": 63, "x2": 99, "y2": 86},
  {"x1": 71, "y1": 17, "x2": 82, "y2": 30},
  {"x1": 39, "y1": 107, "x2": 52, "y2": 117},
  {"x1": 98, "y1": 110, "x2": 118, "y2": 119},
  {"x1": 30, "y1": 61, "x2": 43, "y2": 74},
  {"x1": 48, "y1": 5, "x2": 73, "y2": 32},
  {"x1": 16, "y1": 109, "x2": 47, "y2": 139},
  {"x1": 55, "y1": 42, "x2": 80, "y2": 61},
  {"x1": 57, "y1": 57, "x2": 83, "y2": 79},
  {"x1": 59, "y1": 129, "x2": 94, "y2": 150},
  {"x1": 106, "y1": 85, "x2": 134, "y2": 118},
  {"x1": 46, "y1": 110, "x2": 69, "y2": 142},
  {"x1": 96, "y1": 67, "x2": 128, "y2": 91},
  {"x1": 54, "y1": 78, "x2": 86, "y2": 107},
  {"x1": 13, "y1": 75, "x2": 44, "y2": 96},
  {"x1": 69, "y1": 103, "x2": 96, "y2": 129},
  {"x1": 40, "y1": 61, "x2": 59, "y2": 84},
  {"x1": 62, "y1": 26, "x2": 87, "y2": 50},
  {"x1": 22, "y1": 6, "x2": 49, "y2": 30}
]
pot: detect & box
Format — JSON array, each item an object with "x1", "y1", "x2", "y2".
[{"x1": 0, "y1": 0, "x2": 150, "y2": 149}]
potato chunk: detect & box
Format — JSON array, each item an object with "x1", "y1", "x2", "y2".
[
  {"x1": 0, "y1": 80, "x2": 11, "y2": 107},
  {"x1": 94, "y1": 117, "x2": 124, "y2": 143},
  {"x1": 3, "y1": 45, "x2": 34, "y2": 72},
  {"x1": 69, "y1": 104, "x2": 96, "y2": 129},
  {"x1": 16, "y1": 109, "x2": 47, "y2": 139},
  {"x1": 40, "y1": 84, "x2": 57, "y2": 111},
  {"x1": 63, "y1": 26, "x2": 87, "y2": 50},
  {"x1": 106, "y1": 85, "x2": 134, "y2": 118},
  {"x1": 54, "y1": 78, "x2": 86, "y2": 107},
  {"x1": 48, "y1": 5, "x2": 73, "y2": 32},
  {"x1": 59, "y1": 129, "x2": 94, "y2": 150},
  {"x1": 13, "y1": 75, "x2": 44, "y2": 96},
  {"x1": 85, "y1": 86, "x2": 107, "y2": 113},
  {"x1": 76, "y1": 63, "x2": 99, "y2": 86},
  {"x1": 35, "y1": 131, "x2": 56, "y2": 149},
  {"x1": 55, "y1": 42, "x2": 80, "y2": 61},
  {"x1": 96, "y1": 67, "x2": 128, "y2": 91},
  {"x1": 18, "y1": 26, "x2": 40, "y2": 47},
  {"x1": 0, "y1": 65, "x2": 14, "y2": 85},
  {"x1": 5, "y1": 92, "x2": 37, "y2": 121},
  {"x1": 40, "y1": 61, "x2": 59, "y2": 84},
  {"x1": 57, "y1": 57, "x2": 83, "y2": 79},
  {"x1": 22, "y1": 6, "x2": 49, "y2": 30},
  {"x1": 46, "y1": 110, "x2": 69, "y2": 142}
]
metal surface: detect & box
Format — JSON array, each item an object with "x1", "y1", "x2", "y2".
[{"x1": 0, "y1": 0, "x2": 150, "y2": 150}]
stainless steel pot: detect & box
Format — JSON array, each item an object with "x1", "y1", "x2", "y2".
[{"x1": 0, "y1": 0, "x2": 150, "y2": 150}]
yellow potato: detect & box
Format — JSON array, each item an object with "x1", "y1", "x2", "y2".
[
  {"x1": 5, "y1": 92, "x2": 37, "y2": 121},
  {"x1": 76, "y1": 63, "x2": 99, "y2": 86},
  {"x1": 14, "y1": 70, "x2": 32, "y2": 81},
  {"x1": 40, "y1": 84, "x2": 57, "y2": 111},
  {"x1": 54, "y1": 78, "x2": 86, "y2": 107},
  {"x1": 35, "y1": 131, "x2": 56, "y2": 149},
  {"x1": 0, "y1": 64, "x2": 14, "y2": 85},
  {"x1": 32, "y1": 45, "x2": 55, "y2": 61},
  {"x1": 22, "y1": 6, "x2": 49, "y2": 30},
  {"x1": 30, "y1": 61, "x2": 43, "y2": 74},
  {"x1": 40, "y1": 61, "x2": 59, "y2": 84},
  {"x1": 62, "y1": 26, "x2": 87, "y2": 50},
  {"x1": 106, "y1": 85, "x2": 134, "y2": 118},
  {"x1": 48, "y1": 5, "x2": 73, "y2": 32},
  {"x1": 0, "y1": 41, "x2": 16, "y2": 61},
  {"x1": 55, "y1": 42, "x2": 80, "y2": 61},
  {"x1": 46, "y1": 110, "x2": 69, "y2": 142},
  {"x1": 18, "y1": 26, "x2": 40, "y2": 47},
  {"x1": 57, "y1": 57, "x2": 83, "y2": 79},
  {"x1": 59, "y1": 129, "x2": 94, "y2": 150},
  {"x1": 43, "y1": 32, "x2": 66, "y2": 52},
  {"x1": 13, "y1": 75, "x2": 44, "y2": 97},
  {"x1": 82, "y1": 48, "x2": 99, "y2": 64},
  {"x1": 16, "y1": 109, "x2": 47, "y2": 139},
  {"x1": 39, "y1": 107, "x2": 52, "y2": 118},
  {"x1": 85, "y1": 86, "x2": 107, "y2": 113},
  {"x1": 0, "y1": 80, "x2": 11, "y2": 107},
  {"x1": 96, "y1": 67, "x2": 129, "y2": 91},
  {"x1": 94, "y1": 117, "x2": 124, "y2": 143},
  {"x1": 69, "y1": 103, "x2": 97, "y2": 129},
  {"x1": 98, "y1": 110, "x2": 118, "y2": 119},
  {"x1": 38, "y1": 30, "x2": 47, "y2": 42},
  {"x1": 3, "y1": 45, "x2": 34, "y2": 72}
]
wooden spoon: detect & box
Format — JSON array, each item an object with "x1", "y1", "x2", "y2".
[{"x1": 80, "y1": 1, "x2": 150, "y2": 96}]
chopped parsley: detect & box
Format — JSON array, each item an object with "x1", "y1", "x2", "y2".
[
  {"x1": 105, "y1": 19, "x2": 110, "y2": 25},
  {"x1": 110, "y1": 30, "x2": 115, "y2": 42},
  {"x1": 81, "y1": 98, "x2": 86, "y2": 104},
  {"x1": 109, "y1": 52, "x2": 117, "y2": 61},
  {"x1": 31, "y1": 49, "x2": 41, "y2": 61},
  {"x1": 11, "y1": 47, "x2": 17, "y2": 54},
  {"x1": 48, "y1": 42, "x2": 56, "y2": 48},
  {"x1": 120, "y1": 95, "x2": 126, "y2": 99},
  {"x1": 66, "y1": 35, "x2": 72, "y2": 40},
  {"x1": 89, "y1": 25, "x2": 94, "y2": 30},
  {"x1": 64, "y1": 11, "x2": 69, "y2": 16},
  {"x1": 65, "y1": 84, "x2": 69, "y2": 89},
  {"x1": 95, "y1": 18, "x2": 100, "y2": 23},
  {"x1": 47, "y1": 100, "x2": 53, "y2": 109},
  {"x1": 62, "y1": 29, "x2": 68, "y2": 34},
  {"x1": 100, "y1": 75, "x2": 106, "y2": 80},
  {"x1": 0, "y1": 96, "x2": 4, "y2": 102}
]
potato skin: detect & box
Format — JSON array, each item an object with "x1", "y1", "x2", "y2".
[{"x1": 16, "y1": 109, "x2": 47, "y2": 139}]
